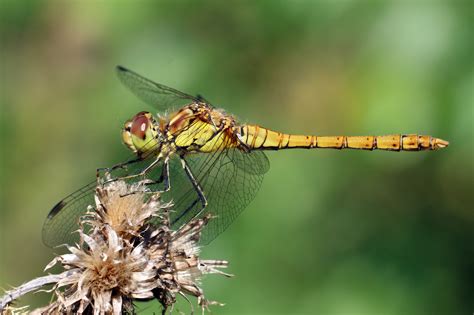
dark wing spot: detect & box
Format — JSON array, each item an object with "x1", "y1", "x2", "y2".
[{"x1": 47, "y1": 200, "x2": 67, "y2": 219}]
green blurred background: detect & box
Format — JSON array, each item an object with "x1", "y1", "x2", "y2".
[{"x1": 1, "y1": 1, "x2": 473, "y2": 314}]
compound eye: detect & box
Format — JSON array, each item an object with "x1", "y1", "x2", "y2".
[
  {"x1": 131, "y1": 112, "x2": 150, "y2": 140},
  {"x1": 122, "y1": 120, "x2": 136, "y2": 152},
  {"x1": 123, "y1": 119, "x2": 133, "y2": 132}
]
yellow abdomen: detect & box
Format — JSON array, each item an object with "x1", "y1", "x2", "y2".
[{"x1": 239, "y1": 125, "x2": 449, "y2": 151}]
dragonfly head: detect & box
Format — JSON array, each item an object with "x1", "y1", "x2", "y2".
[{"x1": 122, "y1": 111, "x2": 161, "y2": 156}]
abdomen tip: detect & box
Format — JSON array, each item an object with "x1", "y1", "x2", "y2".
[{"x1": 434, "y1": 138, "x2": 449, "y2": 149}]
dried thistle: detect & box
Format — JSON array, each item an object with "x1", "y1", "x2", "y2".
[{"x1": 0, "y1": 180, "x2": 231, "y2": 314}]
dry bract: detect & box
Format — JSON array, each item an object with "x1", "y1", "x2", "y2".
[{"x1": 4, "y1": 180, "x2": 231, "y2": 314}]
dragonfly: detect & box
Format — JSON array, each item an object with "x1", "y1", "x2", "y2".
[{"x1": 42, "y1": 65, "x2": 449, "y2": 247}]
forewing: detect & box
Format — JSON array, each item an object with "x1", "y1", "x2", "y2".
[
  {"x1": 42, "y1": 154, "x2": 161, "y2": 248},
  {"x1": 116, "y1": 66, "x2": 201, "y2": 109},
  {"x1": 42, "y1": 180, "x2": 96, "y2": 247},
  {"x1": 167, "y1": 146, "x2": 270, "y2": 244}
]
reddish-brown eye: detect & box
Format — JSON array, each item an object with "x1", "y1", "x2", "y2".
[{"x1": 131, "y1": 112, "x2": 150, "y2": 140}]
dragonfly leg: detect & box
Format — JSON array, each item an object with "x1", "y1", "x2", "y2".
[
  {"x1": 103, "y1": 155, "x2": 163, "y2": 186},
  {"x1": 181, "y1": 157, "x2": 208, "y2": 209},
  {"x1": 96, "y1": 157, "x2": 143, "y2": 179},
  {"x1": 161, "y1": 158, "x2": 170, "y2": 192},
  {"x1": 113, "y1": 157, "x2": 168, "y2": 197},
  {"x1": 172, "y1": 157, "x2": 208, "y2": 225},
  {"x1": 142, "y1": 156, "x2": 170, "y2": 193}
]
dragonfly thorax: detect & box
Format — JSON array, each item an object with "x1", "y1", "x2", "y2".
[{"x1": 122, "y1": 111, "x2": 161, "y2": 156}]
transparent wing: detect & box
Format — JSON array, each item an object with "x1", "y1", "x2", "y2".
[
  {"x1": 116, "y1": 65, "x2": 203, "y2": 109},
  {"x1": 232, "y1": 148, "x2": 270, "y2": 175},
  {"x1": 42, "y1": 154, "x2": 160, "y2": 248},
  {"x1": 42, "y1": 180, "x2": 96, "y2": 247},
  {"x1": 43, "y1": 147, "x2": 269, "y2": 247},
  {"x1": 162, "y1": 145, "x2": 270, "y2": 244}
]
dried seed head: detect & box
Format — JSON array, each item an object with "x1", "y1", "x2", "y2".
[
  {"x1": 36, "y1": 179, "x2": 230, "y2": 314},
  {"x1": 89, "y1": 180, "x2": 165, "y2": 239}
]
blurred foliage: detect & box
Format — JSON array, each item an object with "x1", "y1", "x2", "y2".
[{"x1": 0, "y1": 1, "x2": 473, "y2": 314}]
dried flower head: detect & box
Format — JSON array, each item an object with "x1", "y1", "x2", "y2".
[
  {"x1": 32, "y1": 180, "x2": 231, "y2": 314},
  {"x1": 89, "y1": 180, "x2": 161, "y2": 238}
]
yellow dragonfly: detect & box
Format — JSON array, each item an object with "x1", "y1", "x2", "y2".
[{"x1": 42, "y1": 66, "x2": 449, "y2": 247}]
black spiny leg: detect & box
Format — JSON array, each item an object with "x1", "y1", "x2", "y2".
[
  {"x1": 172, "y1": 157, "x2": 208, "y2": 224},
  {"x1": 160, "y1": 158, "x2": 170, "y2": 192},
  {"x1": 105, "y1": 156, "x2": 162, "y2": 185},
  {"x1": 96, "y1": 157, "x2": 143, "y2": 179},
  {"x1": 143, "y1": 157, "x2": 170, "y2": 193}
]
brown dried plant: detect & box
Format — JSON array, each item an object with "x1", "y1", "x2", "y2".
[{"x1": 0, "y1": 180, "x2": 231, "y2": 314}]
